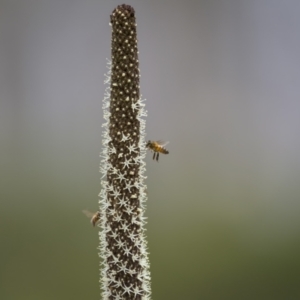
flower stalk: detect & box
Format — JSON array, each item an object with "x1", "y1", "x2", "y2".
[{"x1": 99, "y1": 4, "x2": 151, "y2": 300}]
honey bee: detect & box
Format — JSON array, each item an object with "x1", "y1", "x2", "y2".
[
  {"x1": 82, "y1": 210, "x2": 100, "y2": 227},
  {"x1": 146, "y1": 140, "x2": 169, "y2": 162}
]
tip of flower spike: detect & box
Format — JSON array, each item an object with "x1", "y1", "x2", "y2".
[
  {"x1": 110, "y1": 5, "x2": 135, "y2": 24},
  {"x1": 114, "y1": 4, "x2": 135, "y2": 15}
]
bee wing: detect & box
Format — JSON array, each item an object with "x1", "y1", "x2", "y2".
[
  {"x1": 82, "y1": 210, "x2": 95, "y2": 218},
  {"x1": 156, "y1": 140, "x2": 169, "y2": 147}
]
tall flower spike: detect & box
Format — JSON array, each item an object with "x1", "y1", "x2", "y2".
[{"x1": 99, "y1": 5, "x2": 151, "y2": 300}]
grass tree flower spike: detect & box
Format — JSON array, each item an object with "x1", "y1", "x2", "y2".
[{"x1": 99, "y1": 4, "x2": 151, "y2": 300}]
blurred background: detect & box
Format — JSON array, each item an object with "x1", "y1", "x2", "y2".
[{"x1": 1, "y1": 0, "x2": 300, "y2": 299}]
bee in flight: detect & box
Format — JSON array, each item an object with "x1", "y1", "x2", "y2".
[
  {"x1": 82, "y1": 210, "x2": 100, "y2": 227},
  {"x1": 146, "y1": 140, "x2": 169, "y2": 162}
]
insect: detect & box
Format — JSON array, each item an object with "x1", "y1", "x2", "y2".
[
  {"x1": 82, "y1": 210, "x2": 100, "y2": 227},
  {"x1": 146, "y1": 140, "x2": 169, "y2": 162}
]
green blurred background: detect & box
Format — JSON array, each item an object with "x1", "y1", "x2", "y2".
[{"x1": 1, "y1": 1, "x2": 300, "y2": 299}]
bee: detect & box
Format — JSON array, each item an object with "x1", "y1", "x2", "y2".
[
  {"x1": 146, "y1": 140, "x2": 169, "y2": 162},
  {"x1": 82, "y1": 210, "x2": 100, "y2": 227}
]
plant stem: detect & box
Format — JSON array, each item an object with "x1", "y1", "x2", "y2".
[{"x1": 99, "y1": 5, "x2": 151, "y2": 300}]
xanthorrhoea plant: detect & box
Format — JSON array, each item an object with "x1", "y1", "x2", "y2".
[{"x1": 98, "y1": 5, "x2": 151, "y2": 300}]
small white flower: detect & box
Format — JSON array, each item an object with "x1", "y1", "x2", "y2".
[
  {"x1": 122, "y1": 283, "x2": 132, "y2": 296},
  {"x1": 124, "y1": 182, "x2": 134, "y2": 192},
  {"x1": 125, "y1": 206, "x2": 134, "y2": 215},
  {"x1": 120, "y1": 222, "x2": 130, "y2": 232},
  {"x1": 120, "y1": 158, "x2": 134, "y2": 169},
  {"x1": 131, "y1": 102, "x2": 139, "y2": 111},
  {"x1": 128, "y1": 231, "x2": 138, "y2": 242},
  {"x1": 116, "y1": 171, "x2": 126, "y2": 182},
  {"x1": 120, "y1": 132, "x2": 130, "y2": 142},
  {"x1": 114, "y1": 214, "x2": 122, "y2": 222},
  {"x1": 127, "y1": 143, "x2": 138, "y2": 154},
  {"x1": 109, "y1": 231, "x2": 118, "y2": 239},
  {"x1": 118, "y1": 196, "x2": 128, "y2": 208},
  {"x1": 107, "y1": 208, "x2": 116, "y2": 216},
  {"x1": 116, "y1": 238, "x2": 125, "y2": 249},
  {"x1": 132, "y1": 286, "x2": 144, "y2": 297},
  {"x1": 123, "y1": 246, "x2": 132, "y2": 256},
  {"x1": 111, "y1": 188, "x2": 121, "y2": 198}
]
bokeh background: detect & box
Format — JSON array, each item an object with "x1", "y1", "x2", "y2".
[{"x1": 1, "y1": 0, "x2": 300, "y2": 299}]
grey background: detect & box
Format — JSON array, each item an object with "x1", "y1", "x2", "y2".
[{"x1": 1, "y1": 0, "x2": 300, "y2": 299}]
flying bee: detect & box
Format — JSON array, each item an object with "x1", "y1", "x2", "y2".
[
  {"x1": 146, "y1": 140, "x2": 169, "y2": 162},
  {"x1": 82, "y1": 210, "x2": 100, "y2": 227}
]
